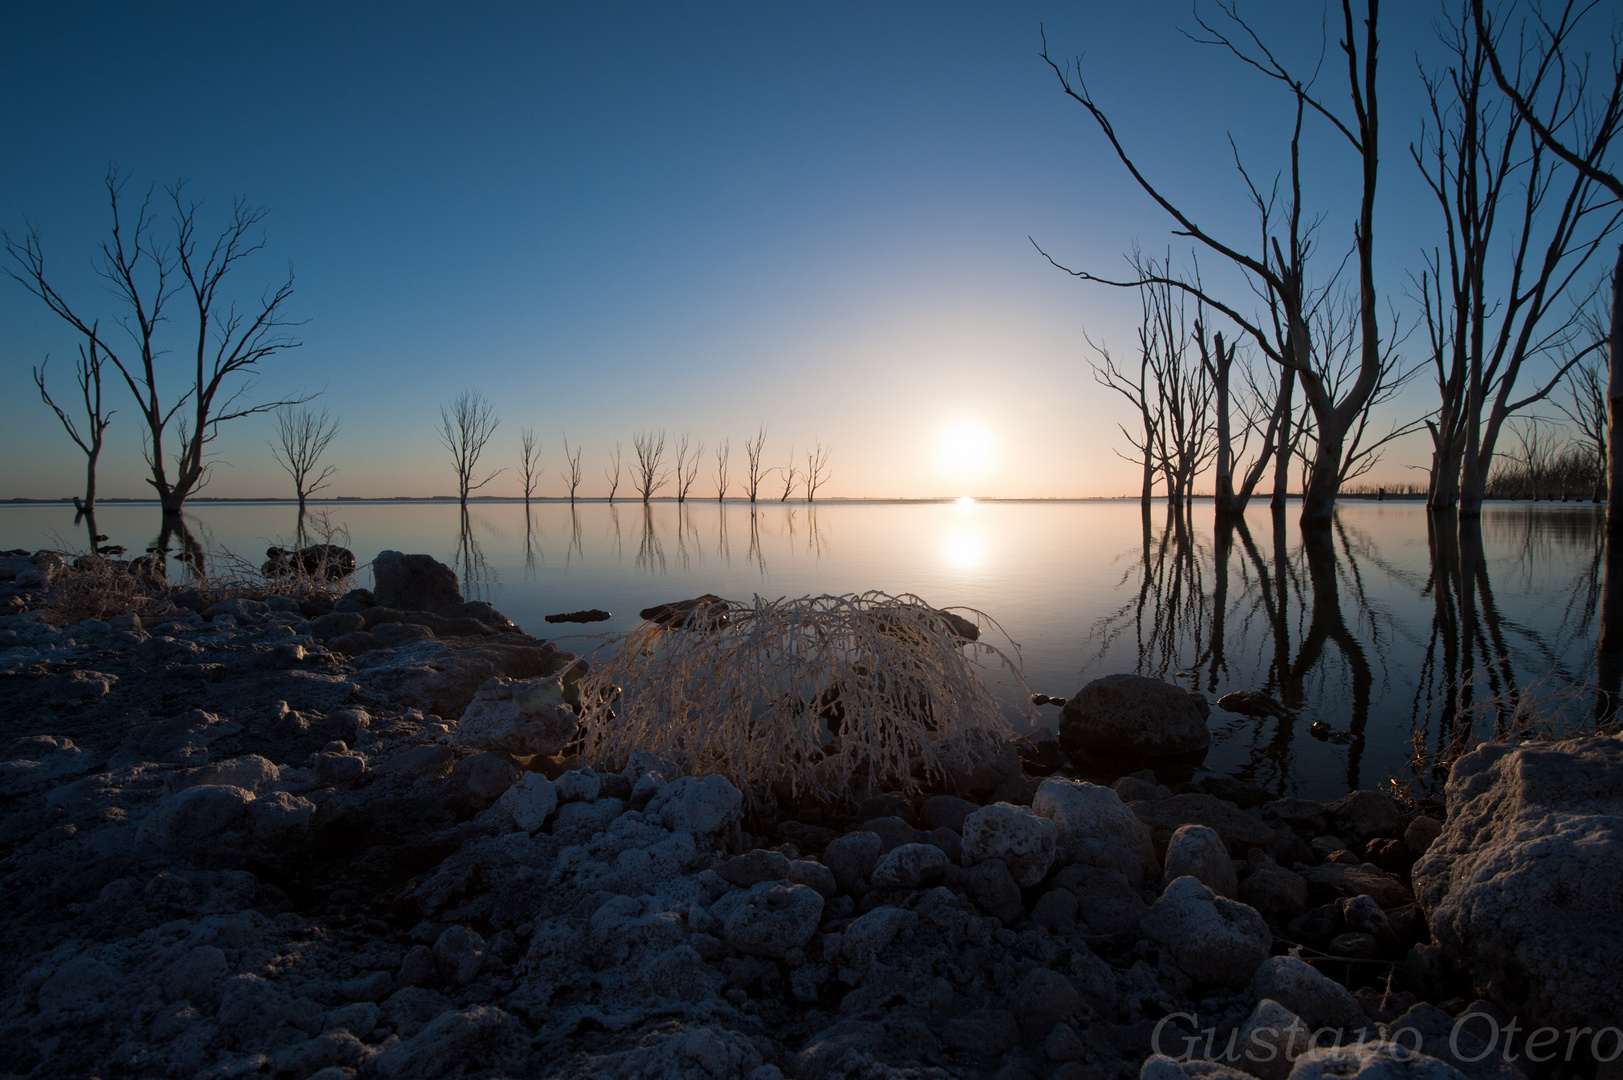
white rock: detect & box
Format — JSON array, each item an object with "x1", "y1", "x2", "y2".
[
  {"x1": 644, "y1": 775, "x2": 742, "y2": 838},
  {"x1": 499, "y1": 772, "x2": 557, "y2": 832},
  {"x1": 714, "y1": 881, "x2": 824, "y2": 958},
  {"x1": 1236, "y1": 998, "x2": 1311, "y2": 1080},
  {"x1": 1162, "y1": 823, "x2": 1238, "y2": 898},
  {"x1": 962, "y1": 802, "x2": 1057, "y2": 887},
  {"x1": 1033, "y1": 777, "x2": 1160, "y2": 888},
  {"x1": 1140, "y1": 875, "x2": 1271, "y2": 987},
  {"x1": 1286, "y1": 1041, "x2": 1469, "y2": 1080},
  {"x1": 869, "y1": 842, "x2": 950, "y2": 890},
  {"x1": 456, "y1": 677, "x2": 577, "y2": 757},
  {"x1": 553, "y1": 767, "x2": 601, "y2": 803}
]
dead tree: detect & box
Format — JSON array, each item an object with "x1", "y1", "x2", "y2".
[
  {"x1": 804, "y1": 441, "x2": 833, "y2": 501},
  {"x1": 4, "y1": 169, "x2": 307, "y2": 516},
  {"x1": 563, "y1": 435, "x2": 585, "y2": 503},
  {"x1": 437, "y1": 391, "x2": 502, "y2": 506},
  {"x1": 632, "y1": 430, "x2": 668, "y2": 502},
  {"x1": 743, "y1": 425, "x2": 768, "y2": 503},
  {"x1": 1039, "y1": 2, "x2": 1388, "y2": 526},
  {"x1": 1087, "y1": 292, "x2": 1164, "y2": 509},
  {"x1": 518, "y1": 428, "x2": 543, "y2": 506},
  {"x1": 31, "y1": 330, "x2": 114, "y2": 528},
  {"x1": 714, "y1": 438, "x2": 730, "y2": 501},
  {"x1": 605, "y1": 441, "x2": 623, "y2": 503},
  {"x1": 1557, "y1": 350, "x2": 1607, "y2": 500},
  {"x1": 270, "y1": 405, "x2": 339, "y2": 516},
  {"x1": 778, "y1": 454, "x2": 799, "y2": 502},
  {"x1": 1419, "y1": 2, "x2": 1620, "y2": 515},
  {"x1": 674, "y1": 434, "x2": 702, "y2": 503}
]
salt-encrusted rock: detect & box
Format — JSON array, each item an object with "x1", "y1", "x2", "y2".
[
  {"x1": 862, "y1": 814, "x2": 921, "y2": 852},
  {"x1": 788, "y1": 859, "x2": 837, "y2": 898},
  {"x1": 1046, "y1": 1022, "x2": 1087, "y2": 1062},
  {"x1": 372, "y1": 550, "x2": 464, "y2": 611},
  {"x1": 48, "y1": 668, "x2": 117, "y2": 702},
  {"x1": 1141, "y1": 1056, "x2": 1254, "y2": 1080},
  {"x1": 833, "y1": 905, "x2": 917, "y2": 968},
  {"x1": 1328, "y1": 789, "x2": 1403, "y2": 844},
  {"x1": 1010, "y1": 968, "x2": 1083, "y2": 1034},
  {"x1": 1413, "y1": 735, "x2": 1623, "y2": 1030},
  {"x1": 1238, "y1": 999, "x2": 1312, "y2": 1080},
  {"x1": 498, "y1": 771, "x2": 556, "y2": 832},
  {"x1": 1141, "y1": 875, "x2": 1271, "y2": 987},
  {"x1": 714, "y1": 881, "x2": 824, "y2": 958},
  {"x1": 459, "y1": 752, "x2": 518, "y2": 801},
  {"x1": 1161, "y1": 823, "x2": 1237, "y2": 897},
  {"x1": 553, "y1": 767, "x2": 601, "y2": 803},
  {"x1": 432, "y1": 925, "x2": 486, "y2": 986},
  {"x1": 1058, "y1": 672, "x2": 1211, "y2": 756},
  {"x1": 370, "y1": 1005, "x2": 525, "y2": 1080},
  {"x1": 174, "y1": 754, "x2": 280, "y2": 794},
  {"x1": 642, "y1": 774, "x2": 742, "y2": 839},
  {"x1": 248, "y1": 790, "x2": 316, "y2": 852},
  {"x1": 1250, "y1": 956, "x2": 1365, "y2": 1033},
  {"x1": 718, "y1": 848, "x2": 791, "y2": 887},
  {"x1": 552, "y1": 797, "x2": 625, "y2": 845},
  {"x1": 824, "y1": 831, "x2": 884, "y2": 892},
  {"x1": 139, "y1": 784, "x2": 255, "y2": 856},
  {"x1": 1286, "y1": 1040, "x2": 1469, "y2": 1080},
  {"x1": 455, "y1": 676, "x2": 577, "y2": 757},
  {"x1": 1053, "y1": 865, "x2": 1148, "y2": 934},
  {"x1": 962, "y1": 802, "x2": 1057, "y2": 887},
  {"x1": 382, "y1": 986, "x2": 455, "y2": 1037},
  {"x1": 869, "y1": 842, "x2": 949, "y2": 890},
  {"x1": 1033, "y1": 777, "x2": 1160, "y2": 888}
]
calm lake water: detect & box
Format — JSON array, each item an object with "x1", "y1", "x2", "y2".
[{"x1": 2, "y1": 498, "x2": 1603, "y2": 801}]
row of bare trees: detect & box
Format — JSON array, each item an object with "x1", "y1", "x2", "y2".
[{"x1": 1046, "y1": 0, "x2": 1620, "y2": 527}]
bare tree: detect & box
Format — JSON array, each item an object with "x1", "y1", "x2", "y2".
[
  {"x1": 804, "y1": 441, "x2": 833, "y2": 501},
  {"x1": 518, "y1": 427, "x2": 544, "y2": 506},
  {"x1": 674, "y1": 434, "x2": 702, "y2": 503},
  {"x1": 632, "y1": 430, "x2": 669, "y2": 502},
  {"x1": 605, "y1": 441, "x2": 623, "y2": 503},
  {"x1": 778, "y1": 453, "x2": 799, "y2": 502},
  {"x1": 714, "y1": 437, "x2": 730, "y2": 500},
  {"x1": 1088, "y1": 310, "x2": 1163, "y2": 509},
  {"x1": 743, "y1": 425, "x2": 769, "y2": 503},
  {"x1": 270, "y1": 405, "x2": 339, "y2": 517},
  {"x1": 437, "y1": 391, "x2": 503, "y2": 506},
  {"x1": 563, "y1": 435, "x2": 585, "y2": 503},
  {"x1": 32, "y1": 330, "x2": 114, "y2": 532},
  {"x1": 1039, "y1": 2, "x2": 1388, "y2": 526},
  {"x1": 4, "y1": 169, "x2": 308, "y2": 516},
  {"x1": 1558, "y1": 349, "x2": 1607, "y2": 500},
  {"x1": 1417, "y1": 2, "x2": 1620, "y2": 515}
]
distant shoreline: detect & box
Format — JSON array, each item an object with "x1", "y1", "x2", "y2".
[{"x1": 0, "y1": 494, "x2": 1601, "y2": 506}]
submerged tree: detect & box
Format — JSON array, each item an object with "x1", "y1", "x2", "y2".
[
  {"x1": 714, "y1": 438, "x2": 730, "y2": 501},
  {"x1": 563, "y1": 435, "x2": 585, "y2": 503},
  {"x1": 633, "y1": 430, "x2": 668, "y2": 503},
  {"x1": 31, "y1": 330, "x2": 114, "y2": 547},
  {"x1": 518, "y1": 427, "x2": 544, "y2": 507},
  {"x1": 674, "y1": 433, "x2": 702, "y2": 503},
  {"x1": 804, "y1": 441, "x2": 833, "y2": 502},
  {"x1": 743, "y1": 425, "x2": 769, "y2": 503},
  {"x1": 437, "y1": 391, "x2": 502, "y2": 507},
  {"x1": 270, "y1": 405, "x2": 339, "y2": 539},
  {"x1": 778, "y1": 453, "x2": 799, "y2": 502},
  {"x1": 5, "y1": 168, "x2": 308, "y2": 517},
  {"x1": 605, "y1": 441, "x2": 623, "y2": 503}
]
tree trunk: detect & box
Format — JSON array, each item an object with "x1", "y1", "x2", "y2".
[
  {"x1": 1299, "y1": 415, "x2": 1347, "y2": 526},
  {"x1": 1270, "y1": 371, "x2": 1296, "y2": 511},
  {"x1": 1212, "y1": 334, "x2": 1236, "y2": 517},
  {"x1": 1608, "y1": 247, "x2": 1623, "y2": 533}
]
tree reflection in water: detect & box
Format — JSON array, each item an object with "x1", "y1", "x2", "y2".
[{"x1": 453, "y1": 508, "x2": 497, "y2": 602}]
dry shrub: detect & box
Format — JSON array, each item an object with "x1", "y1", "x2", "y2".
[
  {"x1": 578, "y1": 591, "x2": 1027, "y2": 807},
  {"x1": 39, "y1": 554, "x2": 169, "y2": 624}
]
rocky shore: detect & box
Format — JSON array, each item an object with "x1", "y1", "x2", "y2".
[{"x1": 1, "y1": 548, "x2": 1618, "y2": 1080}]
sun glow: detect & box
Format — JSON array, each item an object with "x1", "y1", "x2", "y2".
[{"x1": 937, "y1": 422, "x2": 994, "y2": 484}]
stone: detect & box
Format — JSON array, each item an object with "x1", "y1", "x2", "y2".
[
  {"x1": 644, "y1": 774, "x2": 742, "y2": 839},
  {"x1": 1240, "y1": 863, "x2": 1309, "y2": 919},
  {"x1": 963, "y1": 854, "x2": 1026, "y2": 925},
  {"x1": 455, "y1": 677, "x2": 578, "y2": 758},
  {"x1": 397, "y1": 946, "x2": 436, "y2": 989},
  {"x1": 1250, "y1": 956, "x2": 1365, "y2": 1031},
  {"x1": 824, "y1": 831, "x2": 883, "y2": 892},
  {"x1": 314, "y1": 750, "x2": 367, "y2": 786},
  {"x1": 268, "y1": 1031, "x2": 372, "y2": 1078},
  {"x1": 1235, "y1": 998, "x2": 1313, "y2": 1080},
  {"x1": 1033, "y1": 777, "x2": 1160, "y2": 888},
  {"x1": 833, "y1": 905, "x2": 917, "y2": 967},
  {"x1": 139, "y1": 784, "x2": 254, "y2": 857},
  {"x1": 1031, "y1": 887, "x2": 1079, "y2": 933},
  {"x1": 553, "y1": 767, "x2": 602, "y2": 803},
  {"x1": 382, "y1": 986, "x2": 454, "y2": 1037},
  {"x1": 788, "y1": 859, "x2": 837, "y2": 898},
  {"x1": 1010, "y1": 968, "x2": 1083, "y2": 1033},
  {"x1": 432, "y1": 925, "x2": 486, "y2": 986},
  {"x1": 1140, "y1": 876, "x2": 1272, "y2": 987},
  {"x1": 459, "y1": 752, "x2": 519, "y2": 801},
  {"x1": 1286, "y1": 1041, "x2": 1469, "y2": 1080},
  {"x1": 858, "y1": 793, "x2": 917, "y2": 825},
  {"x1": 498, "y1": 771, "x2": 557, "y2": 832},
  {"x1": 370, "y1": 1005, "x2": 525, "y2": 1080},
  {"x1": 714, "y1": 881, "x2": 824, "y2": 958},
  {"x1": 1403, "y1": 816, "x2": 1443, "y2": 858},
  {"x1": 1058, "y1": 673, "x2": 1211, "y2": 756},
  {"x1": 372, "y1": 550, "x2": 464, "y2": 611},
  {"x1": 869, "y1": 842, "x2": 949, "y2": 890},
  {"x1": 1161, "y1": 824, "x2": 1237, "y2": 897},
  {"x1": 175, "y1": 754, "x2": 280, "y2": 794},
  {"x1": 162, "y1": 945, "x2": 228, "y2": 1004},
  {"x1": 1328, "y1": 789, "x2": 1403, "y2": 843},
  {"x1": 921, "y1": 794, "x2": 979, "y2": 832},
  {"x1": 962, "y1": 802, "x2": 1058, "y2": 887},
  {"x1": 1055, "y1": 865, "x2": 1148, "y2": 935},
  {"x1": 552, "y1": 797, "x2": 625, "y2": 844},
  {"x1": 1263, "y1": 798, "x2": 1331, "y2": 835},
  {"x1": 1046, "y1": 1022, "x2": 1087, "y2": 1062},
  {"x1": 1114, "y1": 775, "x2": 1172, "y2": 802},
  {"x1": 719, "y1": 849, "x2": 792, "y2": 887},
  {"x1": 1413, "y1": 736, "x2": 1623, "y2": 1030},
  {"x1": 1141, "y1": 1056, "x2": 1254, "y2": 1080},
  {"x1": 49, "y1": 669, "x2": 117, "y2": 702},
  {"x1": 1131, "y1": 793, "x2": 1278, "y2": 855},
  {"x1": 1302, "y1": 863, "x2": 1411, "y2": 909},
  {"x1": 941, "y1": 1009, "x2": 1019, "y2": 1055}
]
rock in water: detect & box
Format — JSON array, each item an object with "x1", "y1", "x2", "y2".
[
  {"x1": 1216, "y1": 689, "x2": 1293, "y2": 719},
  {"x1": 1413, "y1": 735, "x2": 1623, "y2": 1030},
  {"x1": 1058, "y1": 673, "x2": 1211, "y2": 756},
  {"x1": 373, "y1": 550, "x2": 464, "y2": 611}
]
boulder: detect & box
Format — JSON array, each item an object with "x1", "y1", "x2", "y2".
[
  {"x1": 1327, "y1": 789, "x2": 1402, "y2": 843},
  {"x1": 1058, "y1": 673, "x2": 1211, "y2": 756},
  {"x1": 498, "y1": 772, "x2": 557, "y2": 832},
  {"x1": 1130, "y1": 793, "x2": 1278, "y2": 855},
  {"x1": 921, "y1": 794, "x2": 978, "y2": 832},
  {"x1": 1286, "y1": 1040, "x2": 1469, "y2": 1080},
  {"x1": 1237, "y1": 998, "x2": 1311, "y2": 1080},
  {"x1": 643, "y1": 774, "x2": 742, "y2": 839},
  {"x1": 455, "y1": 676, "x2": 578, "y2": 758},
  {"x1": 824, "y1": 831, "x2": 884, "y2": 892},
  {"x1": 718, "y1": 849, "x2": 791, "y2": 887},
  {"x1": 1033, "y1": 777, "x2": 1160, "y2": 888},
  {"x1": 1054, "y1": 865, "x2": 1148, "y2": 935},
  {"x1": 1249, "y1": 956, "x2": 1365, "y2": 1031},
  {"x1": 1140, "y1": 876, "x2": 1271, "y2": 987},
  {"x1": 372, "y1": 550, "x2": 464, "y2": 611},
  {"x1": 961, "y1": 802, "x2": 1057, "y2": 887},
  {"x1": 869, "y1": 843, "x2": 949, "y2": 890},
  {"x1": 1161, "y1": 824, "x2": 1237, "y2": 897},
  {"x1": 370, "y1": 1005, "x2": 525, "y2": 1080},
  {"x1": 714, "y1": 881, "x2": 824, "y2": 958},
  {"x1": 1302, "y1": 862, "x2": 1411, "y2": 909},
  {"x1": 1413, "y1": 735, "x2": 1623, "y2": 1030}
]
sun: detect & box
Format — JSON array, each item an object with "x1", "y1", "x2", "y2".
[{"x1": 938, "y1": 421, "x2": 994, "y2": 481}]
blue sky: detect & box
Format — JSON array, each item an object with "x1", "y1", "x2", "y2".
[{"x1": 0, "y1": 0, "x2": 1575, "y2": 500}]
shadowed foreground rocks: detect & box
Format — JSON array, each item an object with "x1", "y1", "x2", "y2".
[{"x1": 0, "y1": 551, "x2": 1611, "y2": 1080}]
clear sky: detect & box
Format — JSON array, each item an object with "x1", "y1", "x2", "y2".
[{"x1": 0, "y1": 1, "x2": 1583, "y2": 501}]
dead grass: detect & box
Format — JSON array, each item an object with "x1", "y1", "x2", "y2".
[{"x1": 577, "y1": 591, "x2": 1028, "y2": 808}]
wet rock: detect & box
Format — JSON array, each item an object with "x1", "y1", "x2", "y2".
[
  {"x1": 1250, "y1": 956, "x2": 1365, "y2": 1031},
  {"x1": 1058, "y1": 673, "x2": 1211, "y2": 756},
  {"x1": 1141, "y1": 876, "x2": 1271, "y2": 987},
  {"x1": 1161, "y1": 824, "x2": 1237, "y2": 897},
  {"x1": 372, "y1": 550, "x2": 464, "y2": 611},
  {"x1": 1413, "y1": 736, "x2": 1623, "y2": 1030},
  {"x1": 824, "y1": 831, "x2": 883, "y2": 892},
  {"x1": 714, "y1": 881, "x2": 824, "y2": 958},
  {"x1": 962, "y1": 801, "x2": 1057, "y2": 887},
  {"x1": 1033, "y1": 777, "x2": 1160, "y2": 888},
  {"x1": 869, "y1": 842, "x2": 948, "y2": 889},
  {"x1": 1328, "y1": 789, "x2": 1403, "y2": 843}
]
